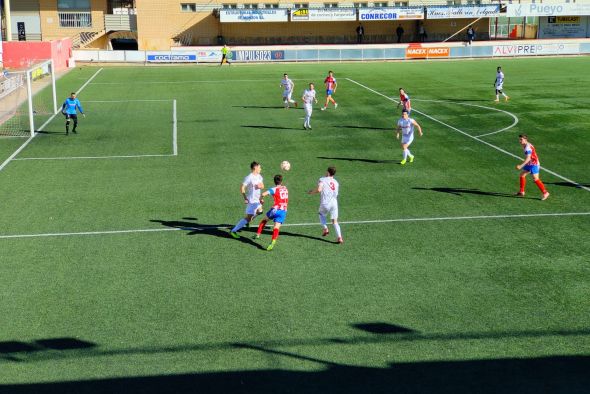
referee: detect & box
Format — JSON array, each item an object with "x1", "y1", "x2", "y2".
[
  {"x1": 62, "y1": 92, "x2": 85, "y2": 135},
  {"x1": 220, "y1": 44, "x2": 231, "y2": 66}
]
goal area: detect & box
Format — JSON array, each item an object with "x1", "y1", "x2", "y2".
[{"x1": 0, "y1": 59, "x2": 58, "y2": 138}]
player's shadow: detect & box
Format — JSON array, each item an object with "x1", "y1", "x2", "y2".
[
  {"x1": 258, "y1": 226, "x2": 336, "y2": 244},
  {"x1": 545, "y1": 181, "x2": 590, "y2": 189},
  {"x1": 317, "y1": 156, "x2": 397, "y2": 164},
  {"x1": 241, "y1": 125, "x2": 303, "y2": 131},
  {"x1": 337, "y1": 125, "x2": 391, "y2": 131},
  {"x1": 412, "y1": 187, "x2": 531, "y2": 199},
  {"x1": 234, "y1": 105, "x2": 287, "y2": 109},
  {"x1": 150, "y1": 218, "x2": 265, "y2": 250},
  {"x1": 36, "y1": 130, "x2": 67, "y2": 135}
]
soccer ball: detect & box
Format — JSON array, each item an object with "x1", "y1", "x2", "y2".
[{"x1": 280, "y1": 161, "x2": 291, "y2": 171}]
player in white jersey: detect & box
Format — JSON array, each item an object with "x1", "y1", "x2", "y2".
[
  {"x1": 396, "y1": 109, "x2": 423, "y2": 165},
  {"x1": 280, "y1": 73, "x2": 298, "y2": 109},
  {"x1": 307, "y1": 166, "x2": 343, "y2": 244},
  {"x1": 494, "y1": 66, "x2": 509, "y2": 102},
  {"x1": 302, "y1": 83, "x2": 318, "y2": 130},
  {"x1": 230, "y1": 161, "x2": 264, "y2": 239}
]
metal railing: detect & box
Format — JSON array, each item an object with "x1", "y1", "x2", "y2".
[
  {"x1": 58, "y1": 11, "x2": 93, "y2": 28},
  {"x1": 105, "y1": 14, "x2": 137, "y2": 31}
]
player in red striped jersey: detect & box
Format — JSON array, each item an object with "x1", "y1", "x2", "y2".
[
  {"x1": 397, "y1": 88, "x2": 411, "y2": 114},
  {"x1": 516, "y1": 134, "x2": 549, "y2": 200},
  {"x1": 254, "y1": 174, "x2": 289, "y2": 251},
  {"x1": 321, "y1": 71, "x2": 338, "y2": 111}
]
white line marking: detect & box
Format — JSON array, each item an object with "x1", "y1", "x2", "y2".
[
  {"x1": 85, "y1": 99, "x2": 173, "y2": 103},
  {"x1": 173, "y1": 99, "x2": 178, "y2": 156},
  {"x1": 412, "y1": 98, "x2": 519, "y2": 138},
  {"x1": 13, "y1": 154, "x2": 174, "y2": 161},
  {"x1": 90, "y1": 79, "x2": 308, "y2": 85},
  {"x1": 345, "y1": 78, "x2": 590, "y2": 193},
  {"x1": 1, "y1": 212, "x2": 588, "y2": 240},
  {"x1": 12, "y1": 95, "x2": 177, "y2": 162},
  {"x1": 0, "y1": 68, "x2": 104, "y2": 173}
]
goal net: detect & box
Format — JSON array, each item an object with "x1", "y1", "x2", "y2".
[{"x1": 0, "y1": 60, "x2": 58, "y2": 138}]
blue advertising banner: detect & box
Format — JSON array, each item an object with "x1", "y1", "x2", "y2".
[
  {"x1": 233, "y1": 50, "x2": 285, "y2": 61},
  {"x1": 147, "y1": 53, "x2": 197, "y2": 62}
]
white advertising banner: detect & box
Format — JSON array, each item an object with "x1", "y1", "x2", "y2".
[
  {"x1": 426, "y1": 5, "x2": 499, "y2": 19},
  {"x1": 291, "y1": 8, "x2": 356, "y2": 22},
  {"x1": 220, "y1": 9, "x2": 289, "y2": 22},
  {"x1": 506, "y1": 3, "x2": 590, "y2": 17},
  {"x1": 359, "y1": 7, "x2": 424, "y2": 21},
  {"x1": 493, "y1": 43, "x2": 580, "y2": 57},
  {"x1": 539, "y1": 16, "x2": 589, "y2": 38}
]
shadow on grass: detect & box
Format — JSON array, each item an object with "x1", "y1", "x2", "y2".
[
  {"x1": 150, "y1": 218, "x2": 335, "y2": 247},
  {"x1": 36, "y1": 130, "x2": 67, "y2": 135},
  {"x1": 241, "y1": 125, "x2": 304, "y2": 131},
  {"x1": 317, "y1": 156, "x2": 398, "y2": 164},
  {"x1": 545, "y1": 182, "x2": 590, "y2": 189},
  {"x1": 336, "y1": 125, "x2": 391, "y2": 131},
  {"x1": 2, "y1": 355, "x2": 588, "y2": 393},
  {"x1": 234, "y1": 105, "x2": 290, "y2": 109},
  {"x1": 412, "y1": 187, "x2": 533, "y2": 199},
  {"x1": 0, "y1": 338, "x2": 95, "y2": 363}
]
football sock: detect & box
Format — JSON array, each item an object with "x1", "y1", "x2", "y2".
[
  {"x1": 495, "y1": 95, "x2": 499, "y2": 100},
  {"x1": 257, "y1": 220, "x2": 267, "y2": 235},
  {"x1": 403, "y1": 149, "x2": 409, "y2": 160},
  {"x1": 232, "y1": 218, "x2": 248, "y2": 233},
  {"x1": 319, "y1": 213, "x2": 327, "y2": 227},
  {"x1": 407, "y1": 149, "x2": 413, "y2": 157},
  {"x1": 519, "y1": 176, "x2": 526, "y2": 193},
  {"x1": 534, "y1": 179, "x2": 546, "y2": 193},
  {"x1": 333, "y1": 223, "x2": 342, "y2": 238},
  {"x1": 272, "y1": 228, "x2": 279, "y2": 241}
]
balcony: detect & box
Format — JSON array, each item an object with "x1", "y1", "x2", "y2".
[
  {"x1": 59, "y1": 11, "x2": 93, "y2": 28},
  {"x1": 105, "y1": 14, "x2": 137, "y2": 31}
]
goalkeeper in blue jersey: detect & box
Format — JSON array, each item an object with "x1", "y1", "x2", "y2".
[{"x1": 62, "y1": 92, "x2": 85, "y2": 135}]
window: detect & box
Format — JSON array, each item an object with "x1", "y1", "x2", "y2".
[
  {"x1": 294, "y1": 3, "x2": 309, "y2": 8},
  {"x1": 373, "y1": 2, "x2": 388, "y2": 7},
  {"x1": 243, "y1": 3, "x2": 259, "y2": 8},
  {"x1": 354, "y1": 2, "x2": 368, "y2": 7},
  {"x1": 393, "y1": 1, "x2": 408, "y2": 5},
  {"x1": 181, "y1": 3, "x2": 196, "y2": 11},
  {"x1": 58, "y1": 0, "x2": 90, "y2": 10},
  {"x1": 324, "y1": 3, "x2": 338, "y2": 7},
  {"x1": 222, "y1": 3, "x2": 238, "y2": 8},
  {"x1": 264, "y1": 3, "x2": 279, "y2": 7},
  {"x1": 466, "y1": 0, "x2": 481, "y2": 4}
]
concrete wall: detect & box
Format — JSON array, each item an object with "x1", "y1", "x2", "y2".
[{"x1": 39, "y1": 0, "x2": 107, "y2": 41}]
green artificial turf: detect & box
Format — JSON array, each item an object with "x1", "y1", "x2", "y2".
[{"x1": 0, "y1": 57, "x2": 589, "y2": 393}]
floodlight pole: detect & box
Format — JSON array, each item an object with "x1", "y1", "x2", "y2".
[
  {"x1": 5, "y1": 0, "x2": 13, "y2": 41},
  {"x1": 26, "y1": 70, "x2": 35, "y2": 136}
]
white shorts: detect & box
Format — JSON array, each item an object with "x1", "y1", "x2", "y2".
[
  {"x1": 245, "y1": 202, "x2": 262, "y2": 215},
  {"x1": 304, "y1": 104, "x2": 313, "y2": 117},
  {"x1": 283, "y1": 90, "x2": 293, "y2": 100},
  {"x1": 495, "y1": 83, "x2": 504, "y2": 91},
  {"x1": 319, "y1": 201, "x2": 338, "y2": 220},
  {"x1": 401, "y1": 133, "x2": 414, "y2": 145}
]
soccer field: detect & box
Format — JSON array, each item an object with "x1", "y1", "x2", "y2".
[{"x1": 1, "y1": 57, "x2": 589, "y2": 393}]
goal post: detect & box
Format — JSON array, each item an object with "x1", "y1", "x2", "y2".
[{"x1": 0, "y1": 59, "x2": 58, "y2": 138}]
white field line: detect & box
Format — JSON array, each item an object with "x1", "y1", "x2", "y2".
[
  {"x1": 90, "y1": 79, "x2": 308, "y2": 85},
  {"x1": 0, "y1": 68, "x2": 104, "y2": 173},
  {"x1": 173, "y1": 99, "x2": 178, "y2": 156},
  {"x1": 84, "y1": 99, "x2": 172, "y2": 103},
  {"x1": 411, "y1": 98, "x2": 519, "y2": 138},
  {"x1": 14, "y1": 154, "x2": 173, "y2": 161},
  {"x1": 0, "y1": 212, "x2": 589, "y2": 240},
  {"x1": 345, "y1": 78, "x2": 590, "y2": 193},
  {"x1": 12, "y1": 97, "x2": 177, "y2": 161}
]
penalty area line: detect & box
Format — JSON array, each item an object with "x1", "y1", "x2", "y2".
[
  {"x1": 0, "y1": 68, "x2": 104, "y2": 173},
  {"x1": 345, "y1": 78, "x2": 590, "y2": 193},
  {"x1": 1, "y1": 212, "x2": 588, "y2": 240}
]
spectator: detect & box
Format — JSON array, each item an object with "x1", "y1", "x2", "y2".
[
  {"x1": 419, "y1": 24, "x2": 427, "y2": 42},
  {"x1": 467, "y1": 25, "x2": 475, "y2": 45},
  {"x1": 356, "y1": 23, "x2": 365, "y2": 44},
  {"x1": 396, "y1": 24, "x2": 404, "y2": 43}
]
